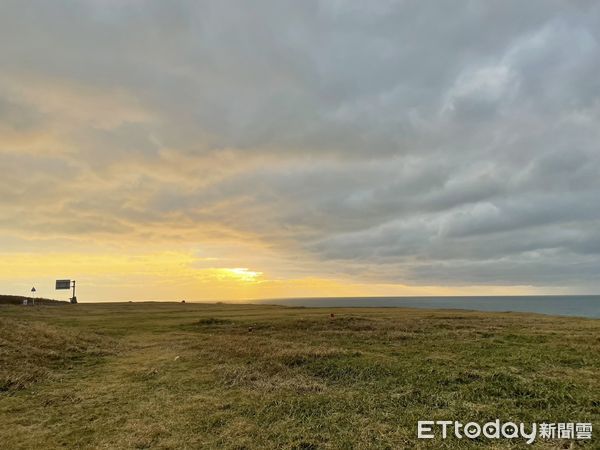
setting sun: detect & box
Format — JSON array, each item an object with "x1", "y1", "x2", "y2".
[{"x1": 215, "y1": 268, "x2": 263, "y2": 283}]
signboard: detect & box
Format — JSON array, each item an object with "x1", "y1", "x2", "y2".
[{"x1": 56, "y1": 279, "x2": 71, "y2": 290}]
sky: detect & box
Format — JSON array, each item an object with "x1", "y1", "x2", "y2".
[{"x1": 1, "y1": 1, "x2": 599, "y2": 302}]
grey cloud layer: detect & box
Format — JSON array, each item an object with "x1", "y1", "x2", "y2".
[{"x1": 1, "y1": 0, "x2": 599, "y2": 289}]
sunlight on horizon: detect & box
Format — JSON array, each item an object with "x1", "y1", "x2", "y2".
[{"x1": 0, "y1": 250, "x2": 549, "y2": 302}]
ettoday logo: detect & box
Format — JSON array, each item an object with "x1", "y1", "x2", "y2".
[{"x1": 417, "y1": 420, "x2": 592, "y2": 444}]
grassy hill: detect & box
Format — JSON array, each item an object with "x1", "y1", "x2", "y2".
[
  {"x1": 0, "y1": 302, "x2": 598, "y2": 449},
  {"x1": 0, "y1": 295, "x2": 67, "y2": 305}
]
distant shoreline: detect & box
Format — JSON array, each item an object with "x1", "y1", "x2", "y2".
[{"x1": 255, "y1": 295, "x2": 600, "y2": 319}]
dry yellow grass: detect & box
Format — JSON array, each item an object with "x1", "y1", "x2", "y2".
[{"x1": 0, "y1": 302, "x2": 598, "y2": 449}]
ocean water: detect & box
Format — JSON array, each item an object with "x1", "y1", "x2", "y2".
[{"x1": 255, "y1": 296, "x2": 600, "y2": 318}]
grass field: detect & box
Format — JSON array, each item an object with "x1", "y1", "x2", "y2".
[{"x1": 0, "y1": 302, "x2": 598, "y2": 449}]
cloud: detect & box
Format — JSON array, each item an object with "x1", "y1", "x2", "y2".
[{"x1": 1, "y1": 0, "x2": 600, "y2": 295}]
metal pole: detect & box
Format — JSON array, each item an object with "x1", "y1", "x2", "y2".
[{"x1": 71, "y1": 280, "x2": 77, "y2": 304}]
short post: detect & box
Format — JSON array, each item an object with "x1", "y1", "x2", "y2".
[{"x1": 71, "y1": 280, "x2": 77, "y2": 304}]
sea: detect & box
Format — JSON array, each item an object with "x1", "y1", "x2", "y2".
[{"x1": 255, "y1": 296, "x2": 600, "y2": 319}]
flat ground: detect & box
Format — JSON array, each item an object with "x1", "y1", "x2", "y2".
[{"x1": 0, "y1": 302, "x2": 598, "y2": 449}]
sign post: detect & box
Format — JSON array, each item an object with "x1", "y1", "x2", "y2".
[{"x1": 56, "y1": 279, "x2": 77, "y2": 304}]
